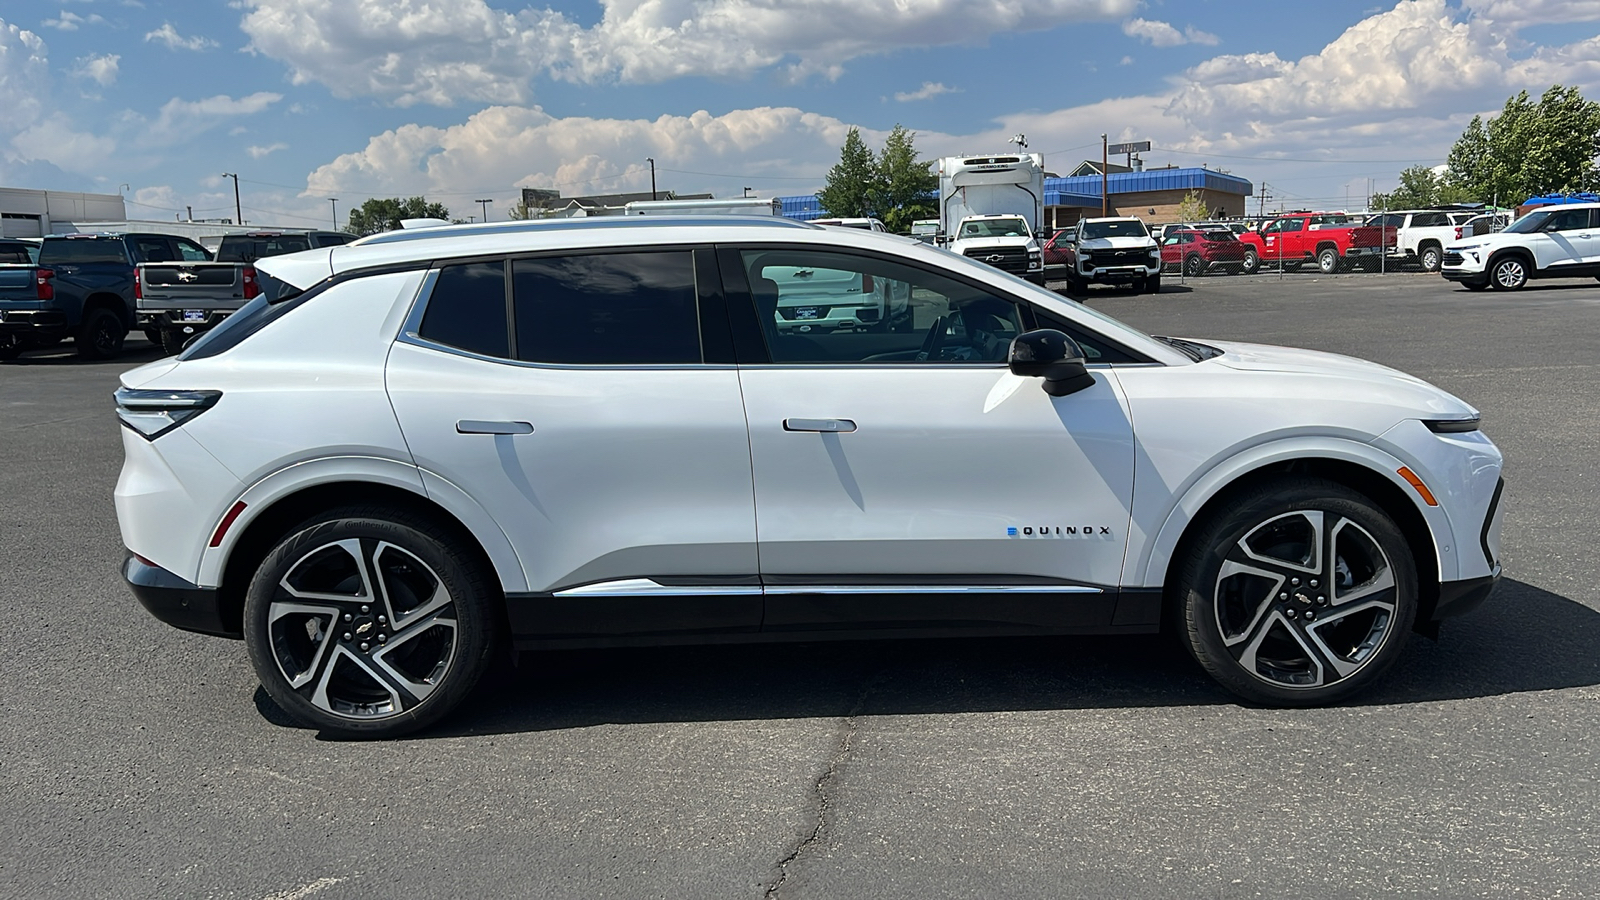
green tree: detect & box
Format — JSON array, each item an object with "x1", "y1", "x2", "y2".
[
  {"x1": 1439, "y1": 85, "x2": 1600, "y2": 205},
  {"x1": 347, "y1": 196, "x2": 452, "y2": 236},
  {"x1": 1371, "y1": 165, "x2": 1443, "y2": 209},
  {"x1": 816, "y1": 127, "x2": 878, "y2": 219},
  {"x1": 872, "y1": 124, "x2": 937, "y2": 232},
  {"x1": 1172, "y1": 190, "x2": 1211, "y2": 222}
]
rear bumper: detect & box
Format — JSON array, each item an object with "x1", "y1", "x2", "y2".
[
  {"x1": 0, "y1": 308, "x2": 69, "y2": 334},
  {"x1": 123, "y1": 553, "x2": 236, "y2": 638}
]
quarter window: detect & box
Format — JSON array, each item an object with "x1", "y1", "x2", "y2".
[
  {"x1": 418, "y1": 261, "x2": 509, "y2": 359},
  {"x1": 512, "y1": 251, "x2": 700, "y2": 365}
]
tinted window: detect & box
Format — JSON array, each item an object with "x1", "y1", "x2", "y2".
[
  {"x1": 741, "y1": 248, "x2": 1023, "y2": 364},
  {"x1": 1414, "y1": 212, "x2": 1449, "y2": 227},
  {"x1": 512, "y1": 251, "x2": 700, "y2": 365},
  {"x1": 1080, "y1": 220, "x2": 1149, "y2": 239},
  {"x1": 176, "y1": 239, "x2": 211, "y2": 261},
  {"x1": 0, "y1": 242, "x2": 30, "y2": 264},
  {"x1": 1547, "y1": 208, "x2": 1591, "y2": 231},
  {"x1": 317, "y1": 234, "x2": 353, "y2": 246},
  {"x1": 39, "y1": 238, "x2": 128, "y2": 265},
  {"x1": 419, "y1": 262, "x2": 509, "y2": 358},
  {"x1": 217, "y1": 235, "x2": 313, "y2": 262}
]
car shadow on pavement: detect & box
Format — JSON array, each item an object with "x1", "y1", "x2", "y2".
[
  {"x1": 271, "y1": 576, "x2": 1600, "y2": 740},
  {"x1": 3, "y1": 341, "x2": 165, "y2": 366}
]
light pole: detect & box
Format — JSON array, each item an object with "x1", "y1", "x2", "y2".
[
  {"x1": 222, "y1": 173, "x2": 241, "y2": 225},
  {"x1": 330, "y1": 198, "x2": 339, "y2": 230},
  {"x1": 647, "y1": 157, "x2": 657, "y2": 201},
  {"x1": 476, "y1": 198, "x2": 492, "y2": 222}
]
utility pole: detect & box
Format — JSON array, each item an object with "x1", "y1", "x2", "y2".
[
  {"x1": 222, "y1": 173, "x2": 241, "y2": 225},
  {"x1": 647, "y1": 157, "x2": 657, "y2": 201},
  {"x1": 330, "y1": 198, "x2": 339, "y2": 230},
  {"x1": 476, "y1": 198, "x2": 492, "y2": 221},
  {"x1": 1100, "y1": 134, "x2": 1108, "y2": 217},
  {"x1": 1258, "y1": 182, "x2": 1271, "y2": 219}
]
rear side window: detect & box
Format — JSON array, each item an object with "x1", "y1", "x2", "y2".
[
  {"x1": 512, "y1": 251, "x2": 700, "y2": 365},
  {"x1": 0, "y1": 242, "x2": 30, "y2": 264},
  {"x1": 418, "y1": 262, "x2": 509, "y2": 359},
  {"x1": 39, "y1": 238, "x2": 129, "y2": 265}
]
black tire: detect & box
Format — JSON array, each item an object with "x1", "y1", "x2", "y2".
[
  {"x1": 243, "y1": 506, "x2": 498, "y2": 738},
  {"x1": 1184, "y1": 254, "x2": 1204, "y2": 277},
  {"x1": 143, "y1": 328, "x2": 162, "y2": 346},
  {"x1": 76, "y1": 308, "x2": 126, "y2": 360},
  {"x1": 1064, "y1": 273, "x2": 1087, "y2": 295},
  {"x1": 1489, "y1": 255, "x2": 1529, "y2": 291},
  {"x1": 1419, "y1": 244, "x2": 1442, "y2": 272},
  {"x1": 1317, "y1": 247, "x2": 1341, "y2": 275},
  {"x1": 1463, "y1": 281, "x2": 1490, "y2": 292},
  {"x1": 1174, "y1": 477, "x2": 1417, "y2": 706},
  {"x1": 1241, "y1": 249, "x2": 1260, "y2": 275},
  {"x1": 159, "y1": 329, "x2": 187, "y2": 356},
  {"x1": 1144, "y1": 274, "x2": 1162, "y2": 294},
  {"x1": 0, "y1": 333, "x2": 22, "y2": 361}
]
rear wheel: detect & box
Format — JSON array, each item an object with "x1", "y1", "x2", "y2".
[
  {"x1": 143, "y1": 328, "x2": 162, "y2": 345},
  {"x1": 0, "y1": 334, "x2": 23, "y2": 361},
  {"x1": 159, "y1": 328, "x2": 187, "y2": 356},
  {"x1": 76, "y1": 308, "x2": 126, "y2": 360},
  {"x1": 1463, "y1": 281, "x2": 1490, "y2": 292},
  {"x1": 1184, "y1": 254, "x2": 1204, "y2": 277},
  {"x1": 1317, "y1": 247, "x2": 1341, "y2": 274},
  {"x1": 1176, "y1": 477, "x2": 1417, "y2": 706},
  {"x1": 1419, "y1": 244, "x2": 1442, "y2": 272},
  {"x1": 1490, "y1": 256, "x2": 1529, "y2": 291},
  {"x1": 243, "y1": 507, "x2": 498, "y2": 738},
  {"x1": 1241, "y1": 249, "x2": 1260, "y2": 275}
]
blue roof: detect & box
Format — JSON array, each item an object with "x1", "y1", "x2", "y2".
[
  {"x1": 1047, "y1": 167, "x2": 1253, "y2": 199},
  {"x1": 1521, "y1": 192, "x2": 1600, "y2": 206}
]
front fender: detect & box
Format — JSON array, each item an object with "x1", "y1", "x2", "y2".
[{"x1": 1127, "y1": 436, "x2": 1449, "y2": 590}]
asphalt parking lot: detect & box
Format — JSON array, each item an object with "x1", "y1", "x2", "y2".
[{"x1": 3, "y1": 270, "x2": 1598, "y2": 899}]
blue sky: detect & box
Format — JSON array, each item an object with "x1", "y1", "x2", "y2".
[{"x1": 3, "y1": 0, "x2": 1599, "y2": 228}]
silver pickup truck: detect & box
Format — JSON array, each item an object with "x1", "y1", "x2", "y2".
[{"x1": 136, "y1": 230, "x2": 353, "y2": 354}]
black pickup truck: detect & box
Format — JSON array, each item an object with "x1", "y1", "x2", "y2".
[{"x1": 0, "y1": 232, "x2": 214, "y2": 360}]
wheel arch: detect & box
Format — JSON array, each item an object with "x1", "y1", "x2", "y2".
[
  {"x1": 1315, "y1": 241, "x2": 1339, "y2": 256},
  {"x1": 1486, "y1": 246, "x2": 1534, "y2": 273},
  {"x1": 83, "y1": 291, "x2": 131, "y2": 327},
  {"x1": 204, "y1": 470, "x2": 524, "y2": 637},
  {"x1": 1140, "y1": 448, "x2": 1443, "y2": 632}
]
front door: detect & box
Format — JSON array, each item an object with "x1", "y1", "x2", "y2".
[
  {"x1": 386, "y1": 249, "x2": 761, "y2": 638},
  {"x1": 726, "y1": 246, "x2": 1136, "y2": 633}
]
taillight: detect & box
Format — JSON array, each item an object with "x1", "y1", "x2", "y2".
[
  {"x1": 241, "y1": 265, "x2": 260, "y2": 300},
  {"x1": 860, "y1": 273, "x2": 874, "y2": 292},
  {"x1": 134, "y1": 276, "x2": 143, "y2": 301},
  {"x1": 113, "y1": 388, "x2": 222, "y2": 440},
  {"x1": 35, "y1": 268, "x2": 54, "y2": 300}
]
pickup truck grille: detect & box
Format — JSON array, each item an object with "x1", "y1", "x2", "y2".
[
  {"x1": 963, "y1": 246, "x2": 1030, "y2": 275},
  {"x1": 1442, "y1": 251, "x2": 1465, "y2": 267},
  {"x1": 1082, "y1": 248, "x2": 1150, "y2": 267}
]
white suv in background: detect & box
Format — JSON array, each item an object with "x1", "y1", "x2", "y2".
[
  {"x1": 1442, "y1": 202, "x2": 1600, "y2": 290},
  {"x1": 116, "y1": 216, "x2": 1504, "y2": 737}
]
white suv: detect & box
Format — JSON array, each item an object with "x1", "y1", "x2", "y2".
[
  {"x1": 115, "y1": 216, "x2": 1505, "y2": 737},
  {"x1": 1442, "y1": 203, "x2": 1600, "y2": 290}
]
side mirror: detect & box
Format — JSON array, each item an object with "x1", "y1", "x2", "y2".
[{"x1": 1008, "y1": 329, "x2": 1094, "y2": 397}]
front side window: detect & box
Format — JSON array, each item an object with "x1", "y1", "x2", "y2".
[
  {"x1": 513, "y1": 251, "x2": 700, "y2": 365},
  {"x1": 740, "y1": 249, "x2": 1024, "y2": 364}
]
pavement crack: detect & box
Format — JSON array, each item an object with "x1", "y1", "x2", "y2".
[{"x1": 764, "y1": 676, "x2": 874, "y2": 900}]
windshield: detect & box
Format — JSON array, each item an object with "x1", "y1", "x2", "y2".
[
  {"x1": 960, "y1": 218, "x2": 1030, "y2": 238},
  {"x1": 1080, "y1": 220, "x2": 1149, "y2": 239}
]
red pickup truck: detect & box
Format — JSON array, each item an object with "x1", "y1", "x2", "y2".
[{"x1": 1238, "y1": 213, "x2": 1395, "y2": 274}]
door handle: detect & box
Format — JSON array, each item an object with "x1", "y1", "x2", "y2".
[
  {"x1": 783, "y1": 418, "x2": 856, "y2": 433},
  {"x1": 456, "y1": 419, "x2": 534, "y2": 435}
]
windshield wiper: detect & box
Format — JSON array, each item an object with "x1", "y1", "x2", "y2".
[{"x1": 1153, "y1": 335, "x2": 1222, "y2": 361}]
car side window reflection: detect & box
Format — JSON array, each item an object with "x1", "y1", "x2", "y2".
[{"x1": 739, "y1": 249, "x2": 1023, "y2": 364}]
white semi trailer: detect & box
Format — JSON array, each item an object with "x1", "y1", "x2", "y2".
[{"x1": 937, "y1": 153, "x2": 1046, "y2": 284}]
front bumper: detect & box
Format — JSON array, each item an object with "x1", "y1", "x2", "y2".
[
  {"x1": 123, "y1": 553, "x2": 236, "y2": 638},
  {"x1": 1433, "y1": 571, "x2": 1499, "y2": 621},
  {"x1": 1441, "y1": 268, "x2": 1488, "y2": 285},
  {"x1": 1080, "y1": 264, "x2": 1158, "y2": 284}
]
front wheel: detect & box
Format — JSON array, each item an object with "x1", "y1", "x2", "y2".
[
  {"x1": 244, "y1": 507, "x2": 498, "y2": 738},
  {"x1": 1241, "y1": 249, "x2": 1260, "y2": 275},
  {"x1": 1490, "y1": 256, "x2": 1529, "y2": 290},
  {"x1": 1144, "y1": 274, "x2": 1162, "y2": 294},
  {"x1": 1175, "y1": 477, "x2": 1417, "y2": 706}
]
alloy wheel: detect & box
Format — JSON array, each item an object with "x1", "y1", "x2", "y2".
[
  {"x1": 266, "y1": 537, "x2": 459, "y2": 719},
  {"x1": 1492, "y1": 258, "x2": 1527, "y2": 290},
  {"x1": 1212, "y1": 510, "x2": 1397, "y2": 690}
]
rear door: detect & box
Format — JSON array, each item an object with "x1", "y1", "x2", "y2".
[{"x1": 385, "y1": 247, "x2": 762, "y2": 639}]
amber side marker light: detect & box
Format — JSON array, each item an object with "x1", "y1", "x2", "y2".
[{"x1": 1397, "y1": 467, "x2": 1439, "y2": 507}]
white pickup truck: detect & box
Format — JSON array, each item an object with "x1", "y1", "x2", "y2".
[{"x1": 1365, "y1": 210, "x2": 1458, "y2": 272}]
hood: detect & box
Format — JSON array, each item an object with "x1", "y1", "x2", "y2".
[
  {"x1": 1079, "y1": 235, "x2": 1156, "y2": 251},
  {"x1": 1206, "y1": 340, "x2": 1477, "y2": 418},
  {"x1": 951, "y1": 235, "x2": 1039, "y2": 251}
]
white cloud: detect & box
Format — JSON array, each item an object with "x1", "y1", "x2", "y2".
[
  {"x1": 71, "y1": 52, "x2": 119, "y2": 86},
  {"x1": 0, "y1": 21, "x2": 50, "y2": 138},
  {"x1": 247, "y1": 142, "x2": 288, "y2": 158},
  {"x1": 11, "y1": 113, "x2": 118, "y2": 172},
  {"x1": 1119, "y1": 55, "x2": 1134, "y2": 65},
  {"x1": 894, "y1": 81, "x2": 957, "y2": 102},
  {"x1": 1463, "y1": 0, "x2": 1600, "y2": 26},
  {"x1": 144, "y1": 23, "x2": 218, "y2": 51},
  {"x1": 1122, "y1": 18, "x2": 1218, "y2": 47},
  {"x1": 143, "y1": 92, "x2": 282, "y2": 144},
  {"x1": 239, "y1": 0, "x2": 1138, "y2": 106},
  {"x1": 43, "y1": 10, "x2": 108, "y2": 30}
]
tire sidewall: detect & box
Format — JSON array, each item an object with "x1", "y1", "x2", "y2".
[
  {"x1": 243, "y1": 510, "x2": 495, "y2": 737},
  {"x1": 1318, "y1": 249, "x2": 1338, "y2": 274},
  {"x1": 1177, "y1": 479, "x2": 1418, "y2": 706}
]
